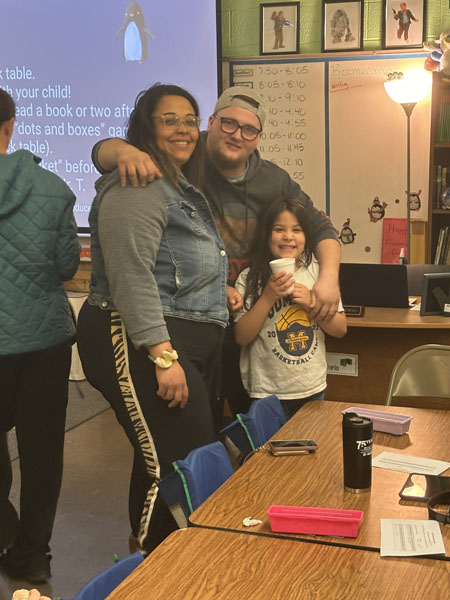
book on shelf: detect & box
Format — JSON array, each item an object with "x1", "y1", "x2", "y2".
[
  {"x1": 436, "y1": 164, "x2": 442, "y2": 207},
  {"x1": 438, "y1": 88, "x2": 450, "y2": 142},
  {"x1": 442, "y1": 226, "x2": 450, "y2": 264},
  {"x1": 434, "y1": 228, "x2": 444, "y2": 265},
  {"x1": 434, "y1": 225, "x2": 450, "y2": 264},
  {"x1": 445, "y1": 234, "x2": 450, "y2": 265},
  {"x1": 434, "y1": 228, "x2": 441, "y2": 264},
  {"x1": 434, "y1": 227, "x2": 445, "y2": 264},
  {"x1": 436, "y1": 165, "x2": 448, "y2": 208}
]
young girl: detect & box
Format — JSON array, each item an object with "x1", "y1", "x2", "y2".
[{"x1": 233, "y1": 196, "x2": 347, "y2": 418}]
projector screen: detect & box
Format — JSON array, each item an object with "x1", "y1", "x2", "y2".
[{"x1": 0, "y1": 1, "x2": 221, "y2": 230}]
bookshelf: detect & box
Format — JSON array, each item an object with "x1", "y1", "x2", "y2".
[{"x1": 427, "y1": 72, "x2": 450, "y2": 263}]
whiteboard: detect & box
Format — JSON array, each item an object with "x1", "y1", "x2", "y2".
[
  {"x1": 231, "y1": 60, "x2": 327, "y2": 213},
  {"x1": 328, "y1": 56, "x2": 430, "y2": 263},
  {"x1": 228, "y1": 53, "x2": 430, "y2": 263}
]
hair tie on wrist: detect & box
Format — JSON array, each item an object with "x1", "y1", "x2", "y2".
[{"x1": 148, "y1": 349, "x2": 178, "y2": 369}]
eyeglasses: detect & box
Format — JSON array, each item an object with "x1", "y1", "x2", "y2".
[
  {"x1": 213, "y1": 114, "x2": 261, "y2": 141},
  {"x1": 152, "y1": 115, "x2": 202, "y2": 129}
]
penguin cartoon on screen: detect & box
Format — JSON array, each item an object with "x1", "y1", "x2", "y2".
[{"x1": 118, "y1": 2, "x2": 155, "y2": 62}]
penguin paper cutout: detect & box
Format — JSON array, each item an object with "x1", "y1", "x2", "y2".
[
  {"x1": 368, "y1": 196, "x2": 387, "y2": 222},
  {"x1": 119, "y1": 2, "x2": 155, "y2": 62},
  {"x1": 339, "y1": 218, "x2": 356, "y2": 245},
  {"x1": 408, "y1": 189, "x2": 422, "y2": 211}
]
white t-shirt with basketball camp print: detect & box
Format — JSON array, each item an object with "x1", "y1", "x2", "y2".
[{"x1": 234, "y1": 261, "x2": 343, "y2": 400}]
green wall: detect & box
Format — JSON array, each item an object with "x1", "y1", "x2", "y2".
[{"x1": 221, "y1": 0, "x2": 450, "y2": 56}]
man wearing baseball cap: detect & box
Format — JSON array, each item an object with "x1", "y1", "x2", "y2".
[{"x1": 92, "y1": 86, "x2": 340, "y2": 416}]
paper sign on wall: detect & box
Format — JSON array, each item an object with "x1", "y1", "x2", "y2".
[{"x1": 382, "y1": 218, "x2": 408, "y2": 264}]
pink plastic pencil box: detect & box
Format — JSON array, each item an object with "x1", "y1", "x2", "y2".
[
  {"x1": 267, "y1": 505, "x2": 364, "y2": 538},
  {"x1": 341, "y1": 407, "x2": 412, "y2": 435}
]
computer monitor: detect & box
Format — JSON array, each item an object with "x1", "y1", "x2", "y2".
[
  {"x1": 339, "y1": 263, "x2": 409, "y2": 308},
  {"x1": 406, "y1": 264, "x2": 450, "y2": 296}
]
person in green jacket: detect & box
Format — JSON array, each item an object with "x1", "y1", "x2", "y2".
[{"x1": 0, "y1": 88, "x2": 80, "y2": 585}]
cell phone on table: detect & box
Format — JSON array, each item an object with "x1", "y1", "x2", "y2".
[
  {"x1": 268, "y1": 439, "x2": 318, "y2": 456},
  {"x1": 399, "y1": 473, "x2": 450, "y2": 502}
]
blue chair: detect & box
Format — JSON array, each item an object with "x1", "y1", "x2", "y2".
[
  {"x1": 71, "y1": 552, "x2": 144, "y2": 600},
  {"x1": 158, "y1": 440, "x2": 234, "y2": 527},
  {"x1": 220, "y1": 395, "x2": 287, "y2": 459}
]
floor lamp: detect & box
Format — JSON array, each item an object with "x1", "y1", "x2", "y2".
[{"x1": 384, "y1": 71, "x2": 432, "y2": 263}]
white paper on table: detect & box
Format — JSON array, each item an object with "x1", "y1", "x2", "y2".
[
  {"x1": 380, "y1": 519, "x2": 446, "y2": 557},
  {"x1": 373, "y1": 451, "x2": 450, "y2": 475}
]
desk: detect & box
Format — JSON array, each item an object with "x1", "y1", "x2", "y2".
[
  {"x1": 190, "y1": 401, "x2": 450, "y2": 555},
  {"x1": 326, "y1": 306, "x2": 450, "y2": 407},
  {"x1": 107, "y1": 528, "x2": 450, "y2": 600}
]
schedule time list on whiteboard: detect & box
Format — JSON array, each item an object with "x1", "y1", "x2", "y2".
[{"x1": 231, "y1": 61, "x2": 327, "y2": 214}]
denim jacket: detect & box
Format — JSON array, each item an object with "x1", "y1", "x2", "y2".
[{"x1": 88, "y1": 170, "x2": 228, "y2": 349}]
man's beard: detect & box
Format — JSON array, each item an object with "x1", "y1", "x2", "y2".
[{"x1": 207, "y1": 142, "x2": 246, "y2": 173}]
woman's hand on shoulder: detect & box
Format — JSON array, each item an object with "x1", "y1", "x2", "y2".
[
  {"x1": 156, "y1": 361, "x2": 189, "y2": 409},
  {"x1": 117, "y1": 144, "x2": 163, "y2": 188}
]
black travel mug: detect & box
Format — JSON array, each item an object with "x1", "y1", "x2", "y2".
[{"x1": 342, "y1": 413, "x2": 373, "y2": 493}]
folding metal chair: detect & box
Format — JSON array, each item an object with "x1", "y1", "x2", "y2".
[{"x1": 385, "y1": 344, "x2": 450, "y2": 405}]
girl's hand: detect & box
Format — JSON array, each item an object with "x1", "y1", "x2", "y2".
[
  {"x1": 291, "y1": 283, "x2": 312, "y2": 310},
  {"x1": 156, "y1": 362, "x2": 189, "y2": 409},
  {"x1": 227, "y1": 285, "x2": 243, "y2": 312},
  {"x1": 262, "y1": 271, "x2": 294, "y2": 303}
]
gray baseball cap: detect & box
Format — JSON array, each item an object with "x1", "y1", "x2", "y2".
[{"x1": 214, "y1": 86, "x2": 267, "y2": 129}]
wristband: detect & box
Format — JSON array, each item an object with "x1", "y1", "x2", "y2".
[{"x1": 148, "y1": 349, "x2": 178, "y2": 369}]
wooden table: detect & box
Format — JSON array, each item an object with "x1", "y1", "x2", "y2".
[
  {"x1": 107, "y1": 528, "x2": 450, "y2": 600},
  {"x1": 326, "y1": 306, "x2": 450, "y2": 407},
  {"x1": 190, "y1": 401, "x2": 450, "y2": 555}
]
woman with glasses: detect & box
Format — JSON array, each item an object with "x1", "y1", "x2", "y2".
[
  {"x1": 77, "y1": 84, "x2": 228, "y2": 554},
  {"x1": 90, "y1": 86, "x2": 342, "y2": 424}
]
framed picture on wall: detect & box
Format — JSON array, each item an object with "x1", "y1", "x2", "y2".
[
  {"x1": 260, "y1": 2, "x2": 300, "y2": 55},
  {"x1": 322, "y1": 0, "x2": 364, "y2": 52},
  {"x1": 382, "y1": 0, "x2": 426, "y2": 49}
]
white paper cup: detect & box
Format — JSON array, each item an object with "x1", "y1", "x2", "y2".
[{"x1": 269, "y1": 258, "x2": 295, "y2": 290}]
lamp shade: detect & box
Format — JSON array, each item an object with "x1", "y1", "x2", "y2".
[{"x1": 384, "y1": 70, "x2": 432, "y2": 105}]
